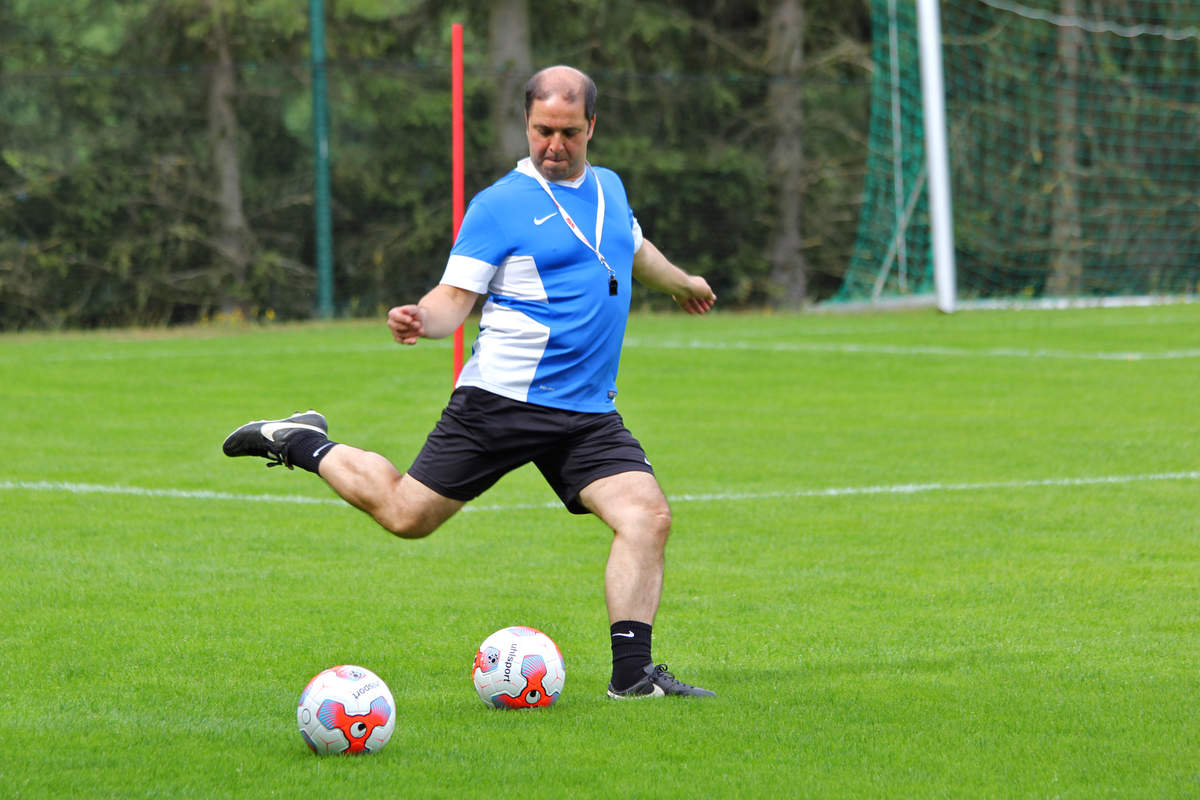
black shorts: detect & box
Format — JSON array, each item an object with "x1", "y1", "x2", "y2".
[{"x1": 407, "y1": 386, "x2": 654, "y2": 514}]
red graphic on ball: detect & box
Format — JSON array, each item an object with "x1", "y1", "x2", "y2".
[
  {"x1": 316, "y1": 696, "x2": 392, "y2": 753},
  {"x1": 495, "y1": 654, "x2": 556, "y2": 708}
]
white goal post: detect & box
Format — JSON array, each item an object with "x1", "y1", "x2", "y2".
[{"x1": 916, "y1": 0, "x2": 957, "y2": 314}]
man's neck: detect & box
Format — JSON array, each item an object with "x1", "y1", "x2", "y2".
[{"x1": 520, "y1": 158, "x2": 589, "y2": 188}]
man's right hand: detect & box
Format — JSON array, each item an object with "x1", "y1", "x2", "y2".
[
  {"x1": 388, "y1": 304, "x2": 425, "y2": 345},
  {"x1": 387, "y1": 284, "x2": 481, "y2": 345}
]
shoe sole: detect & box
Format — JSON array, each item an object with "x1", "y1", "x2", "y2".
[{"x1": 606, "y1": 685, "x2": 667, "y2": 699}]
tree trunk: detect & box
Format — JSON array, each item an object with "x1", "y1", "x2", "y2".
[
  {"x1": 207, "y1": 0, "x2": 252, "y2": 315},
  {"x1": 488, "y1": 0, "x2": 532, "y2": 175},
  {"x1": 766, "y1": 0, "x2": 807, "y2": 306},
  {"x1": 1047, "y1": 0, "x2": 1083, "y2": 296}
]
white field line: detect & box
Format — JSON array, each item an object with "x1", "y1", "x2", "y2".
[
  {"x1": 623, "y1": 338, "x2": 1200, "y2": 361},
  {"x1": 3, "y1": 471, "x2": 1198, "y2": 513}
]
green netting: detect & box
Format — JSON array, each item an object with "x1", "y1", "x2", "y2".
[{"x1": 838, "y1": 0, "x2": 1200, "y2": 304}]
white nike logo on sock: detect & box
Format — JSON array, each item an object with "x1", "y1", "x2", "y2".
[
  {"x1": 612, "y1": 630, "x2": 635, "y2": 638},
  {"x1": 312, "y1": 442, "x2": 335, "y2": 458}
]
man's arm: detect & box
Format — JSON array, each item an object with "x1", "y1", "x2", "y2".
[
  {"x1": 632, "y1": 238, "x2": 716, "y2": 315},
  {"x1": 387, "y1": 284, "x2": 481, "y2": 345}
]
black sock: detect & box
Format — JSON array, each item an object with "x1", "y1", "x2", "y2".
[
  {"x1": 284, "y1": 431, "x2": 338, "y2": 474},
  {"x1": 610, "y1": 620, "x2": 653, "y2": 691}
]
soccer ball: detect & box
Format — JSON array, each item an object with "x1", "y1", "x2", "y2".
[
  {"x1": 472, "y1": 626, "x2": 566, "y2": 708},
  {"x1": 297, "y1": 665, "x2": 396, "y2": 755}
]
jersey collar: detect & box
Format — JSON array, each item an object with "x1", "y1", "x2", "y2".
[{"x1": 516, "y1": 157, "x2": 589, "y2": 189}]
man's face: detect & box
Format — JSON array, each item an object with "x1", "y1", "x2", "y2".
[{"x1": 526, "y1": 93, "x2": 594, "y2": 181}]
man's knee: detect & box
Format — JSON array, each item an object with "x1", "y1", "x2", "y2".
[
  {"x1": 376, "y1": 507, "x2": 439, "y2": 539},
  {"x1": 612, "y1": 489, "x2": 672, "y2": 547},
  {"x1": 374, "y1": 475, "x2": 461, "y2": 539},
  {"x1": 582, "y1": 471, "x2": 672, "y2": 540},
  {"x1": 644, "y1": 498, "x2": 672, "y2": 538}
]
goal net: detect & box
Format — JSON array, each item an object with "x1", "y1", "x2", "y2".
[{"x1": 836, "y1": 0, "x2": 1200, "y2": 306}]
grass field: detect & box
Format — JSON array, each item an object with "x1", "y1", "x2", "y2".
[{"x1": 2, "y1": 304, "x2": 1199, "y2": 798}]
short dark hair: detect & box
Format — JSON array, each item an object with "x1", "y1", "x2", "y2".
[{"x1": 524, "y1": 66, "x2": 597, "y2": 120}]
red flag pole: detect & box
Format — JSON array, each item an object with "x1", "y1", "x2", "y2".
[{"x1": 450, "y1": 23, "x2": 465, "y2": 384}]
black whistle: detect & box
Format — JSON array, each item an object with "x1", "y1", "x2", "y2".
[{"x1": 609, "y1": 277, "x2": 619, "y2": 296}]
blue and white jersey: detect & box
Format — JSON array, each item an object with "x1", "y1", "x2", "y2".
[{"x1": 440, "y1": 158, "x2": 643, "y2": 413}]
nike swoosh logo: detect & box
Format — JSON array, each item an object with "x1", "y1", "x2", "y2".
[
  {"x1": 260, "y1": 421, "x2": 326, "y2": 442},
  {"x1": 312, "y1": 442, "x2": 335, "y2": 458},
  {"x1": 533, "y1": 213, "x2": 558, "y2": 226},
  {"x1": 612, "y1": 631, "x2": 635, "y2": 638}
]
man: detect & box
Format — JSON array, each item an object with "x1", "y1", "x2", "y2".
[{"x1": 224, "y1": 65, "x2": 716, "y2": 698}]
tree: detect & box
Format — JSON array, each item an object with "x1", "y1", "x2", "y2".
[
  {"x1": 1046, "y1": 0, "x2": 1083, "y2": 296},
  {"x1": 206, "y1": 0, "x2": 254, "y2": 315},
  {"x1": 765, "y1": 0, "x2": 807, "y2": 305},
  {"x1": 487, "y1": 0, "x2": 532, "y2": 173}
]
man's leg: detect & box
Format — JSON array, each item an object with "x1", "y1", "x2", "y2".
[
  {"x1": 580, "y1": 471, "x2": 714, "y2": 698},
  {"x1": 223, "y1": 411, "x2": 462, "y2": 539},
  {"x1": 317, "y1": 444, "x2": 463, "y2": 538},
  {"x1": 579, "y1": 470, "x2": 670, "y2": 625}
]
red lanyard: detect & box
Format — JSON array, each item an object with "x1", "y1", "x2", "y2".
[{"x1": 518, "y1": 158, "x2": 619, "y2": 295}]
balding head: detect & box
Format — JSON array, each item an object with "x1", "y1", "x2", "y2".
[{"x1": 524, "y1": 65, "x2": 597, "y2": 121}]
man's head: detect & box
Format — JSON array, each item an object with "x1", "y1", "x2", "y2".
[{"x1": 524, "y1": 65, "x2": 596, "y2": 181}]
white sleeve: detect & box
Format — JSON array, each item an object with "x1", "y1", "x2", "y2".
[{"x1": 440, "y1": 254, "x2": 497, "y2": 294}]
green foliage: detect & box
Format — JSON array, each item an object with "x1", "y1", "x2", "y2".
[{"x1": 0, "y1": 0, "x2": 871, "y2": 329}]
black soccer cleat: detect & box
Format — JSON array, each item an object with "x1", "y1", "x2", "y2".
[
  {"x1": 606, "y1": 664, "x2": 716, "y2": 699},
  {"x1": 222, "y1": 410, "x2": 327, "y2": 469}
]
